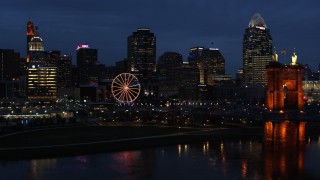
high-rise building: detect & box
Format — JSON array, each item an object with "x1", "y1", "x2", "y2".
[
  {"x1": 178, "y1": 61, "x2": 200, "y2": 100},
  {"x1": 58, "y1": 54, "x2": 72, "y2": 88},
  {"x1": 128, "y1": 28, "x2": 157, "y2": 96},
  {"x1": 188, "y1": 46, "x2": 225, "y2": 86},
  {"x1": 28, "y1": 29, "x2": 45, "y2": 66},
  {"x1": 0, "y1": 49, "x2": 20, "y2": 81},
  {"x1": 27, "y1": 66, "x2": 57, "y2": 100},
  {"x1": 157, "y1": 52, "x2": 183, "y2": 97},
  {"x1": 0, "y1": 49, "x2": 21, "y2": 99},
  {"x1": 243, "y1": 13, "x2": 273, "y2": 85},
  {"x1": 76, "y1": 44, "x2": 98, "y2": 85},
  {"x1": 27, "y1": 21, "x2": 35, "y2": 56},
  {"x1": 27, "y1": 26, "x2": 57, "y2": 100}
]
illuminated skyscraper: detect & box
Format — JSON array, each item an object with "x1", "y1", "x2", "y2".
[
  {"x1": 243, "y1": 13, "x2": 273, "y2": 85},
  {"x1": 27, "y1": 66, "x2": 57, "y2": 100},
  {"x1": 26, "y1": 21, "x2": 35, "y2": 56},
  {"x1": 128, "y1": 28, "x2": 157, "y2": 96},
  {"x1": 27, "y1": 27, "x2": 57, "y2": 100},
  {"x1": 28, "y1": 28, "x2": 45, "y2": 66}
]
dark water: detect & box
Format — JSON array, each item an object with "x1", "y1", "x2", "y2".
[{"x1": 1, "y1": 121, "x2": 320, "y2": 180}]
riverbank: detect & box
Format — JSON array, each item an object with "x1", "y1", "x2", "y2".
[{"x1": 0, "y1": 125, "x2": 263, "y2": 160}]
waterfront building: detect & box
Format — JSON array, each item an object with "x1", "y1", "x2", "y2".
[
  {"x1": 128, "y1": 28, "x2": 157, "y2": 96},
  {"x1": 243, "y1": 13, "x2": 273, "y2": 85}
]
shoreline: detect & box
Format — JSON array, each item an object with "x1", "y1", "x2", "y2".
[{"x1": 0, "y1": 126, "x2": 263, "y2": 160}]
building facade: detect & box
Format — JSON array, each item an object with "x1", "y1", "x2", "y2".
[
  {"x1": 27, "y1": 26, "x2": 57, "y2": 101},
  {"x1": 188, "y1": 47, "x2": 225, "y2": 86},
  {"x1": 243, "y1": 13, "x2": 273, "y2": 85},
  {"x1": 157, "y1": 52, "x2": 183, "y2": 97},
  {"x1": 76, "y1": 44, "x2": 98, "y2": 85},
  {"x1": 0, "y1": 49, "x2": 20, "y2": 81},
  {"x1": 26, "y1": 21, "x2": 35, "y2": 56},
  {"x1": 128, "y1": 28, "x2": 157, "y2": 96},
  {"x1": 57, "y1": 54, "x2": 72, "y2": 88}
]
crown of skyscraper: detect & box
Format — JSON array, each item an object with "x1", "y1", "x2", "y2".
[{"x1": 248, "y1": 13, "x2": 267, "y2": 29}]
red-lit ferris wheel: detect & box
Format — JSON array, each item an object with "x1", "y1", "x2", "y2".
[{"x1": 111, "y1": 73, "x2": 141, "y2": 104}]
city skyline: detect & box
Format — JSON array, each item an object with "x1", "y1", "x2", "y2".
[{"x1": 1, "y1": 0, "x2": 320, "y2": 76}]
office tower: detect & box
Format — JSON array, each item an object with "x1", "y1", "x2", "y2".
[
  {"x1": 157, "y1": 52, "x2": 183, "y2": 97},
  {"x1": 128, "y1": 28, "x2": 157, "y2": 96},
  {"x1": 28, "y1": 28, "x2": 45, "y2": 66},
  {"x1": 243, "y1": 13, "x2": 273, "y2": 85},
  {"x1": 188, "y1": 46, "x2": 225, "y2": 86},
  {"x1": 178, "y1": 61, "x2": 200, "y2": 100},
  {"x1": 58, "y1": 54, "x2": 72, "y2": 88},
  {"x1": 0, "y1": 49, "x2": 21, "y2": 98},
  {"x1": 27, "y1": 26, "x2": 57, "y2": 100},
  {"x1": 0, "y1": 49, "x2": 20, "y2": 81},
  {"x1": 27, "y1": 66, "x2": 57, "y2": 100},
  {"x1": 27, "y1": 21, "x2": 35, "y2": 56},
  {"x1": 76, "y1": 44, "x2": 98, "y2": 85}
]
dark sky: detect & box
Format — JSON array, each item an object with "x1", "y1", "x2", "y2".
[{"x1": 1, "y1": 0, "x2": 320, "y2": 76}]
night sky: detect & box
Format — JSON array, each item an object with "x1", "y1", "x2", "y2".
[{"x1": 1, "y1": 0, "x2": 320, "y2": 76}]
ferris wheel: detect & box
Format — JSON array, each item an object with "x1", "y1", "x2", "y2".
[{"x1": 111, "y1": 73, "x2": 141, "y2": 104}]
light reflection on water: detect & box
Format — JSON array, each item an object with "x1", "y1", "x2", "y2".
[{"x1": 0, "y1": 121, "x2": 320, "y2": 179}]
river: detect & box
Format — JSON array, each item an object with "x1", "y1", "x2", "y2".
[{"x1": 0, "y1": 121, "x2": 320, "y2": 179}]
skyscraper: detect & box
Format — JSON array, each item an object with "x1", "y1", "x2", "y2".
[
  {"x1": 0, "y1": 49, "x2": 20, "y2": 81},
  {"x1": 188, "y1": 46, "x2": 225, "y2": 86},
  {"x1": 157, "y1": 52, "x2": 183, "y2": 97},
  {"x1": 26, "y1": 21, "x2": 35, "y2": 56},
  {"x1": 243, "y1": 13, "x2": 273, "y2": 85},
  {"x1": 58, "y1": 54, "x2": 72, "y2": 88},
  {"x1": 28, "y1": 29, "x2": 45, "y2": 65},
  {"x1": 76, "y1": 44, "x2": 98, "y2": 85},
  {"x1": 27, "y1": 26, "x2": 57, "y2": 100},
  {"x1": 0, "y1": 49, "x2": 21, "y2": 99},
  {"x1": 128, "y1": 28, "x2": 157, "y2": 96}
]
